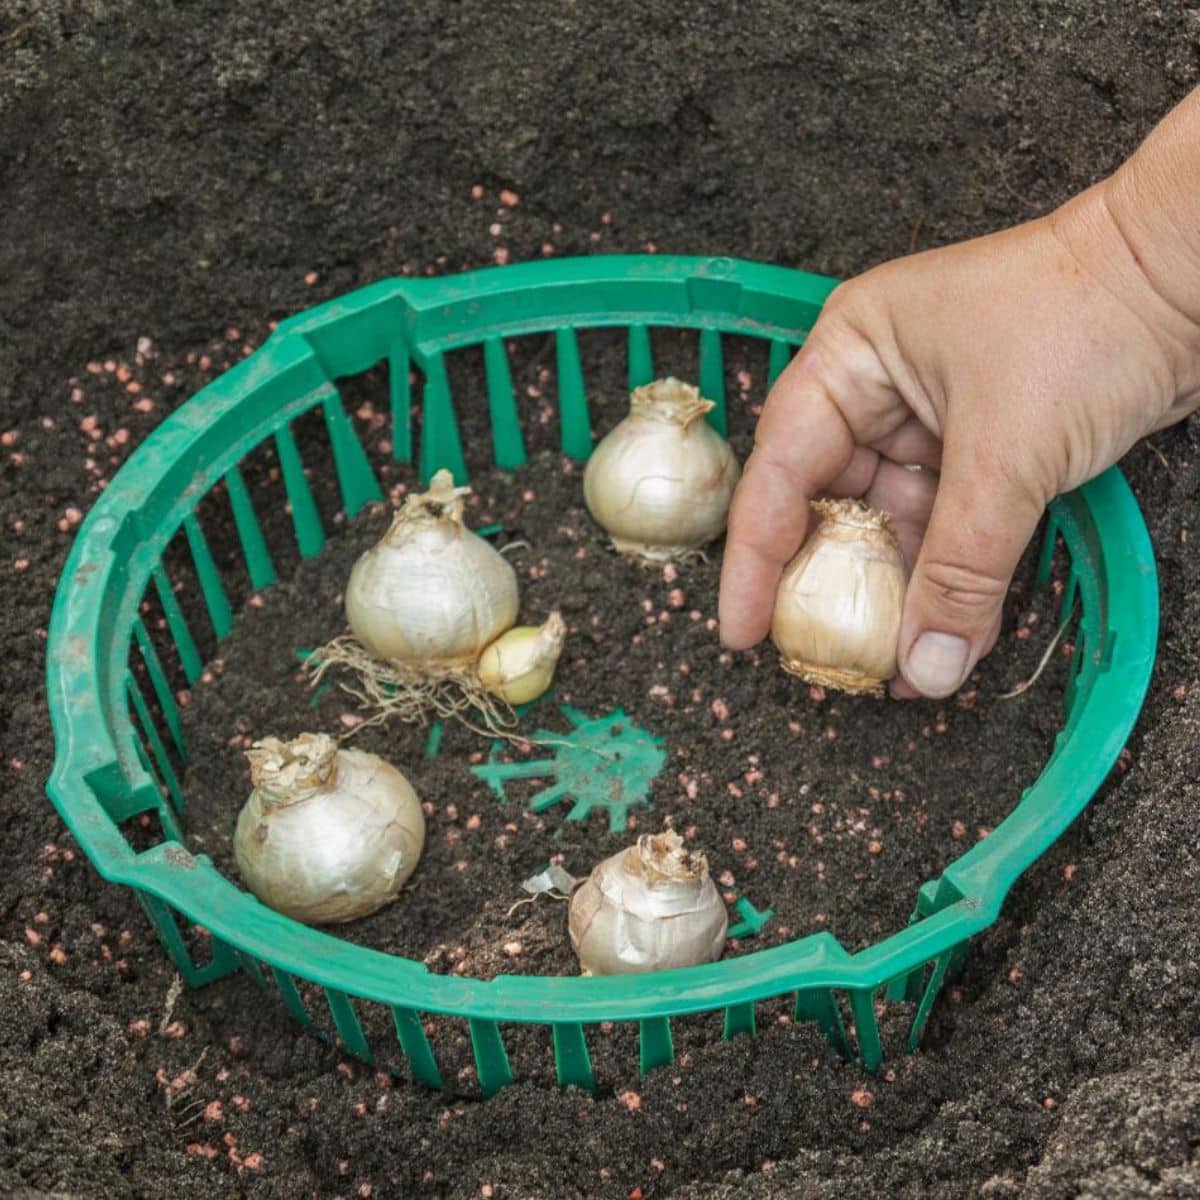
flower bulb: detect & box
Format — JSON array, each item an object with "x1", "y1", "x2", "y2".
[
  {"x1": 568, "y1": 828, "x2": 728, "y2": 975},
  {"x1": 345, "y1": 469, "x2": 518, "y2": 667},
  {"x1": 770, "y1": 498, "x2": 907, "y2": 696},
  {"x1": 583, "y1": 377, "x2": 740, "y2": 562},
  {"x1": 234, "y1": 733, "x2": 425, "y2": 925}
]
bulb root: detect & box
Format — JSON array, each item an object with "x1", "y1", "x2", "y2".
[{"x1": 304, "y1": 635, "x2": 516, "y2": 735}]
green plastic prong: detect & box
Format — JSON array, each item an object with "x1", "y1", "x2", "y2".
[
  {"x1": 907, "y1": 952, "x2": 952, "y2": 1052},
  {"x1": 392, "y1": 1008, "x2": 443, "y2": 1091},
  {"x1": 388, "y1": 342, "x2": 413, "y2": 464},
  {"x1": 627, "y1": 324, "x2": 654, "y2": 391},
  {"x1": 182, "y1": 513, "x2": 233, "y2": 640},
  {"x1": 126, "y1": 676, "x2": 184, "y2": 816},
  {"x1": 552, "y1": 1022, "x2": 595, "y2": 1090},
  {"x1": 419, "y1": 353, "x2": 467, "y2": 485},
  {"x1": 322, "y1": 387, "x2": 382, "y2": 517},
  {"x1": 223, "y1": 463, "x2": 277, "y2": 591},
  {"x1": 234, "y1": 948, "x2": 269, "y2": 990},
  {"x1": 1036, "y1": 517, "x2": 1059, "y2": 589},
  {"x1": 698, "y1": 327, "x2": 727, "y2": 435},
  {"x1": 723, "y1": 1001, "x2": 756, "y2": 1039},
  {"x1": 151, "y1": 563, "x2": 202, "y2": 686},
  {"x1": 795, "y1": 988, "x2": 851, "y2": 1060},
  {"x1": 849, "y1": 988, "x2": 883, "y2": 1073},
  {"x1": 638, "y1": 1016, "x2": 674, "y2": 1074},
  {"x1": 136, "y1": 892, "x2": 199, "y2": 982},
  {"x1": 271, "y1": 966, "x2": 313, "y2": 1026},
  {"x1": 767, "y1": 338, "x2": 793, "y2": 386},
  {"x1": 484, "y1": 337, "x2": 526, "y2": 470},
  {"x1": 555, "y1": 328, "x2": 591, "y2": 459},
  {"x1": 468, "y1": 1018, "x2": 513, "y2": 1097},
  {"x1": 274, "y1": 423, "x2": 325, "y2": 558},
  {"x1": 325, "y1": 988, "x2": 372, "y2": 1063},
  {"x1": 132, "y1": 619, "x2": 185, "y2": 762}
]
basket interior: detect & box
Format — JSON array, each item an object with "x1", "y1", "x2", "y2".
[{"x1": 45, "y1": 256, "x2": 1158, "y2": 1093}]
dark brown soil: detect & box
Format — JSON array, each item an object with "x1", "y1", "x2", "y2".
[{"x1": 3, "y1": 3, "x2": 1200, "y2": 1197}]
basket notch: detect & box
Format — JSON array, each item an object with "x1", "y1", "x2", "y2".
[
  {"x1": 794, "y1": 988, "x2": 851, "y2": 1059},
  {"x1": 627, "y1": 324, "x2": 654, "y2": 391},
  {"x1": 182, "y1": 513, "x2": 233, "y2": 640},
  {"x1": 321, "y1": 387, "x2": 383, "y2": 517},
  {"x1": 483, "y1": 337, "x2": 526, "y2": 470},
  {"x1": 468, "y1": 1018, "x2": 514, "y2": 1097},
  {"x1": 638, "y1": 1016, "x2": 674, "y2": 1075},
  {"x1": 391, "y1": 1007, "x2": 444, "y2": 1090},
  {"x1": 324, "y1": 988, "x2": 373, "y2": 1063},
  {"x1": 418, "y1": 353, "x2": 467, "y2": 485},
  {"x1": 698, "y1": 328, "x2": 727, "y2": 436},
  {"x1": 223, "y1": 464, "x2": 277, "y2": 591},
  {"x1": 722, "y1": 1000, "x2": 756, "y2": 1039},
  {"x1": 554, "y1": 328, "x2": 592, "y2": 460},
  {"x1": 274, "y1": 423, "x2": 326, "y2": 558},
  {"x1": 387, "y1": 343, "x2": 413, "y2": 464},
  {"x1": 132, "y1": 618, "x2": 186, "y2": 763},
  {"x1": 152, "y1": 563, "x2": 203, "y2": 685},
  {"x1": 552, "y1": 1022, "x2": 595, "y2": 1090}
]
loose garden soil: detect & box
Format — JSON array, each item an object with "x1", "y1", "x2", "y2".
[{"x1": 3, "y1": 3, "x2": 1200, "y2": 1197}]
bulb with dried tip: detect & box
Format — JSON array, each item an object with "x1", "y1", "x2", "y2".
[
  {"x1": 476, "y1": 611, "x2": 567, "y2": 705},
  {"x1": 583, "y1": 377, "x2": 740, "y2": 562},
  {"x1": 234, "y1": 733, "x2": 426, "y2": 925},
  {"x1": 770, "y1": 498, "x2": 907, "y2": 696},
  {"x1": 568, "y1": 827, "x2": 728, "y2": 975},
  {"x1": 345, "y1": 469, "x2": 518, "y2": 668}
]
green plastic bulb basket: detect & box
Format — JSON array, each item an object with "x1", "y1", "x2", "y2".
[{"x1": 45, "y1": 255, "x2": 1158, "y2": 1094}]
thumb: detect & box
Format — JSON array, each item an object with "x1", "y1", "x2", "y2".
[{"x1": 897, "y1": 447, "x2": 1046, "y2": 699}]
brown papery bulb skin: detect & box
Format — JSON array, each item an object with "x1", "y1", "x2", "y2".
[{"x1": 770, "y1": 498, "x2": 907, "y2": 696}]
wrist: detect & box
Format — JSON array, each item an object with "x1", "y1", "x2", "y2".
[{"x1": 1049, "y1": 176, "x2": 1200, "y2": 412}]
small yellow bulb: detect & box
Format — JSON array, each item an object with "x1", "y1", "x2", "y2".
[{"x1": 476, "y1": 612, "x2": 567, "y2": 705}]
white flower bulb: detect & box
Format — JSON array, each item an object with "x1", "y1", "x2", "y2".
[
  {"x1": 568, "y1": 828, "x2": 728, "y2": 975},
  {"x1": 770, "y1": 499, "x2": 907, "y2": 696},
  {"x1": 583, "y1": 377, "x2": 740, "y2": 562},
  {"x1": 234, "y1": 733, "x2": 425, "y2": 925},
  {"x1": 345, "y1": 470, "x2": 518, "y2": 667}
]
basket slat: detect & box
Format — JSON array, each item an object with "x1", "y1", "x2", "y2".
[
  {"x1": 274, "y1": 424, "x2": 325, "y2": 558},
  {"x1": 554, "y1": 328, "x2": 591, "y2": 460},
  {"x1": 223, "y1": 463, "x2": 278, "y2": 591}
]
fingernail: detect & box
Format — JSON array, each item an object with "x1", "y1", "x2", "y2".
[{"x1": 904, "y1": 632, "x2": 970, "y2": 698}]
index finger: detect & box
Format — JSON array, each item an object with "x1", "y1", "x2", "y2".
[{"x1": 718, "y1": 342, "x2": 858, "y2": 650}]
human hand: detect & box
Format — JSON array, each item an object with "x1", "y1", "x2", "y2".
[{"x1": 719, "y1": 141, "x2": 1200, "y2": 697}]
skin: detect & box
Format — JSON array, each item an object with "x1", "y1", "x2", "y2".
[{"x1": 719, "y1": 86, "x2": 1200, "y2": 698}]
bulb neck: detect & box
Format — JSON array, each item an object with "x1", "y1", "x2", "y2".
[
  {"x1": 247, "y1": 733, "x2": 339, "y2": 807},
  {"x1": 383, "y1": 469, "x2": 471, "y2": 544},
  {"x1": 630, "y1": 377, "x2": 714, "y2": 429},
  {"x1": 811, "y1": 497, "x2": 893, "y2": 534},
  {"x1": 635, "y1": 828, "x2": 708, "y2": 885}
]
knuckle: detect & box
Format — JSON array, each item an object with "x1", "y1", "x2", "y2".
[{"x1": 917, "y1": 559, "x2": 1009, "y2": 620}]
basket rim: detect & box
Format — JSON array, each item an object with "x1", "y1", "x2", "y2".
[{"x1": 44, "y1": 254, "x2": 1159, "y2": 1024}]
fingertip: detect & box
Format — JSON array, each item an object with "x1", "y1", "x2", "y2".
[{"x1": 889, "y1": 676, "x2": 920, "y2": 701}]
